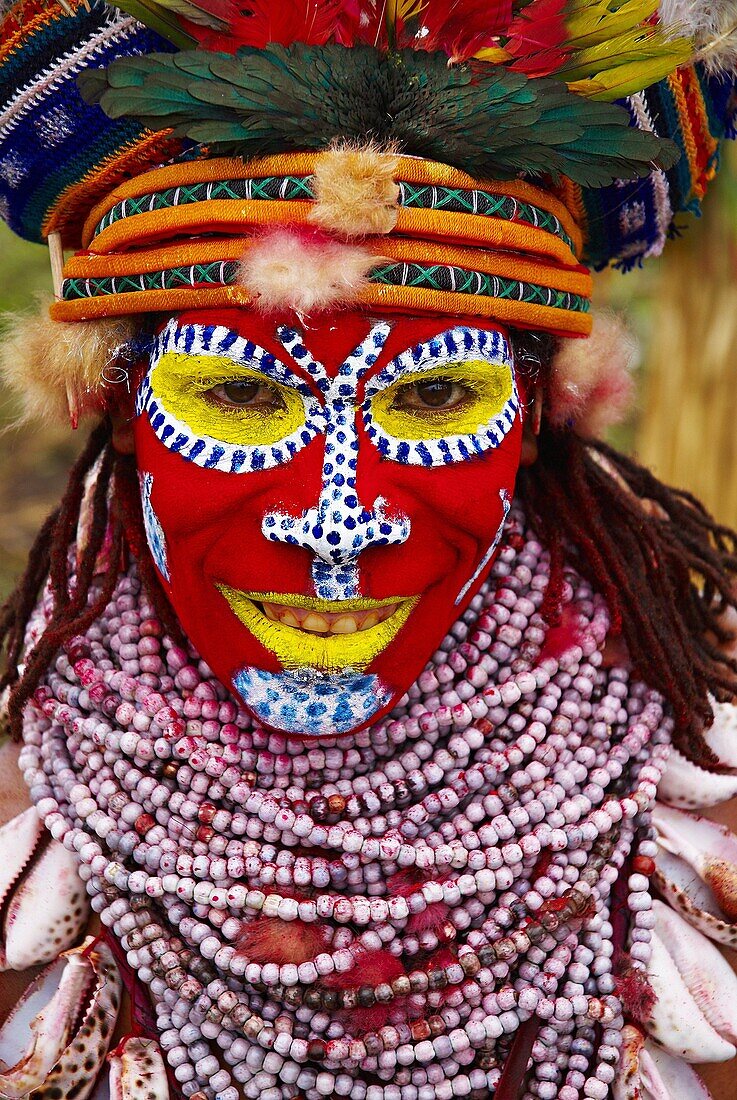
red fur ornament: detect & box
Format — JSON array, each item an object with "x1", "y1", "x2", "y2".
[
  {"x1": 235, "y1": 915, "x2": 327, "y2": 965},
  {"x1": 614, "y1": 953, "x2": 658, "y2": 1025},
  {"x1": 547, "y1": 311, "x2": 637, "y2": 439},
  {"x1": 325, "y1": 949, "x2": 406, "y2": 1033}
]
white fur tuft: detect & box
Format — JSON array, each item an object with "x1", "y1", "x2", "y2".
[
  {"x1": 547, "y1": 312, "x2": 638, "y2": 439},
  {"x1": 238, "y1": 228, "x2": 379, "y2": 314},
  {"x1": 309, "y1": 142, "x2": 400, "y2": 238},
  {"x1": 660, "y1": 1, "x2": 737, "y2": 71},
  {"x1": 0, "y1": 302, "x2": 137, "y2": 426}
]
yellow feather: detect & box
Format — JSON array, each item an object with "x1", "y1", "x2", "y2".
[
  {"x1": 551, "y1": 0, "x2": 693, "y2": 100},
  {"x1": 474, "y1": 46, "x2": 512, "y2": 64},
  {"x1": 563, "y1": 0, "x2": 660, "y2": 47},
  {"x1": 386, "y1": 0, "x2": 426, "y2": 30},
  {"x1": 567, "y1": 44, "x2": 692, "y2": 99}
]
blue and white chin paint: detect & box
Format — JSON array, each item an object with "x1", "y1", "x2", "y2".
[
  {"x1": 139, "y1": 471, "x2": 169, "y2": 582},
  {"x1": 233, "y1": 666, "x2": 393, "y2": 735}
]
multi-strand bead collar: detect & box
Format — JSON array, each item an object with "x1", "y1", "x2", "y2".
[{"x1": 19, "y1": 505, "x2": 671, "y2": 1100}]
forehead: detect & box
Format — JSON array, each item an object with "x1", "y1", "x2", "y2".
[{"x1": 165, "y1": 308, "x2": 513, "y2": 381}]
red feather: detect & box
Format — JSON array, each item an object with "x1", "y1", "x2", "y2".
[
  {"x1": 386, "y1": 867, "x2": 430, "y2": 896},
  {"x1": 413, "y1": 0, "x2": 513, "y2": 63},
  {"x1": 614, "y1": 954, "x2": 657, "y2": 1025},
  {"x1": 503, "y1": 0, "x2": 571, "y2": 77},
  {"x1": 185, "y1": 0, "x2": 348, "y2": 51}
]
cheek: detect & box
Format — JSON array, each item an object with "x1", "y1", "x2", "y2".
[
  {"x1": 133, "y1": 413, "x2": 325, "y2": 585},
  {"x1": 355, "y1": 417, "x2": 524, "y2": 594}
]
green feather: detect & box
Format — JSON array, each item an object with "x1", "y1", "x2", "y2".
[{"x1": 78, "y1": 44, "x2": 679, "y2": 187}]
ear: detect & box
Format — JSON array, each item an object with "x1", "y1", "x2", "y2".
[
  {"x1": 109, "y1": 386, "x2": 137, "y2": 455},
  {"x1": 519, "y1": 385, "x2": 541, "y2": 467}
]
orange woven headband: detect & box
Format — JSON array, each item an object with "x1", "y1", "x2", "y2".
[{"x1": 50, "y1": 153, "x2": 592, "y2": 337}]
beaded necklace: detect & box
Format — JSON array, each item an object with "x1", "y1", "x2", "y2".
[{"x1": 18, "y1": 504, "x2": 671, "y2": 1100}]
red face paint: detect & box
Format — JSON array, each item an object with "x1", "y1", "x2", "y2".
[{"x1": 134, "y1": 309, "x2": 524, "y2": 736}]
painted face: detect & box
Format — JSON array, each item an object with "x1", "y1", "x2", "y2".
[{"x1": 133, "y1": 309, "x2": 524, "y2": 736}]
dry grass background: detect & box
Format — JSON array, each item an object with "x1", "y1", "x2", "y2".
[{"x1": 0, "y1": 150, "x2": 735, "y2": 602}]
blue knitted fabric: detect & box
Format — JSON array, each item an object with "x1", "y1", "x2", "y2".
[{"x1": 0, "y1": 0, "x2": 175, "y2": 244}]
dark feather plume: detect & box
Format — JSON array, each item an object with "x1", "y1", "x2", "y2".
[{"x1": 79, "y1": 43, "x2": 678, "y2": 186}]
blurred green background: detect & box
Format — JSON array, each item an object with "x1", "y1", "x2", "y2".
[
  {"x1": 0, "y1": 232, "x2": 81, "y2": 598},
  {"x1": 0, "y1": 148, "x2": 736, "y2": 603}
]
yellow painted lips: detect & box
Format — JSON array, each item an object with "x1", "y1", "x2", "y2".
[{"x1": 217, "y1": 586, "x2": 418, "y2": 671}]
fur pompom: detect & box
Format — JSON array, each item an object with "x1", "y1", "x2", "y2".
[
  {"x1": 659, "y1": 1, "x2": 737, "y2": 72},
  {"x1": 0, "y1": 303, "x2": 137, "y2": 427},
  {"x1": 238, "y1": 226, "x2": 379, "y2": 314},
  {"x1": 546, "y1": 312, "x2": 637, "y2": 439},
  {"x1": 234, "y1": 916, "x2": 326, "y2": 965},
  {"x1": 325, "y1": 948, "x2": 406, "y2": 1034},
  {"x1": 309, "y1": 142, "x2": 400, "y2": 238}
]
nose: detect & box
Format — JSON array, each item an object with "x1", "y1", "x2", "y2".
[{"x1": 261, "y1": 398, "x2": 411, "y2": 568}]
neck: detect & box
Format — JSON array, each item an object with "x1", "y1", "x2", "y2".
[{"x1": 19, "y1": 504, "x2": 672, "y2": 1099}]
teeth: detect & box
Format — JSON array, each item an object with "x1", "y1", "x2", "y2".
[
  {"x1": 260, "y1": 601, "x2": 399, "y2": 635},
  {"x1": 332, "y1": 616, "x2": 358, "y2": 634},
  {"x1": 302, "y1": 613, "x2": 329, "y2": 634}
]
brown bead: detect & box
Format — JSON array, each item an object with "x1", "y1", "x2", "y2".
[
  {"x1": 493, "y1": 938, "x2": 517, "y2": 961},
  {"x1": 411, "y1": 1020, "x2": 431, "y2": 1041},
  {"x1": 439, "y1": 921, "x2": 457, "y2": 943},
  {"x1": 198, "y1": 801, "x2": 217, "y2": 824},
  {"x1": 244, "y1": 771, "x2": 257, "y2": 786},
  {"x1": 196, "y1": 824, "x2": 214, "y2": 843},
  {"x1": 327, "y1": 794, "x2": 346, "y2": 814},
  {"x1": 427, "y1": 968, "x2": 448, "y2": 990},
  {"x1": 357, "y1": 986, "x2": 376, "y2": 1007},
  {"x1": 162, "y1": 762, "x2": 179, "y2": 779},
  {"x1": 134, "y1": 813, "x2": 155, "y2": 836},
  {"x1": 461, "y1": 954, "x2": 480, "y2": 977},
  {"x1": 428, "y1": 1015, "x2": 445, "y2": 1036},
  {"x1": 307, "y1": 1039, "x2": 326, "y2": 1061}
]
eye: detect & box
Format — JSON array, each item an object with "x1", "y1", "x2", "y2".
[
  {"x1": 208, "y1": 379, "x2": 285, "y2": 411},
  {"x1": 393, "y1": 377, "x2": 471, "y2": 413}
]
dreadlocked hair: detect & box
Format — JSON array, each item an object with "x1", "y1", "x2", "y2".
[
  {"x1": 0, "y1": 418, "x2": 183, "y2": 741},
  {"x1": 517, "y1": 426, "x2": 737, "y2": 766}
]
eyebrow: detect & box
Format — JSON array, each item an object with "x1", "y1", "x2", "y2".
[{"x1": 152, "y1": 324, "x2": 320, "y2": 396}]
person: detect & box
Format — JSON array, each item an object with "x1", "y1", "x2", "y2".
[{"x1": 1, "y1": 2, "x2": 737, "y2": 1097}]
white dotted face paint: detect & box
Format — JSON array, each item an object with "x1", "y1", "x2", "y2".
[{"x1": 262, "y1": 323, "x2": 411, "y2": 602}]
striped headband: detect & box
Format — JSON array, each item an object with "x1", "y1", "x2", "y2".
[{"x1": 50, "y1": 152, "x2": 592, "y2": 338}]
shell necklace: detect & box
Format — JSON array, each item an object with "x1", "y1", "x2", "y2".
[{"x1": 19, "y1": 505, "x2": 671, "y2": 1100}]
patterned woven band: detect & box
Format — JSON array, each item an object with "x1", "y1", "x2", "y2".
[{"x1": 51, "y1": 153, "x2": 592, "y2": 336}]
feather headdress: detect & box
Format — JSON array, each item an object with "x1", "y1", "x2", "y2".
[{"x1": 76, "y1": 0, "x2": 701, "y2": 186}]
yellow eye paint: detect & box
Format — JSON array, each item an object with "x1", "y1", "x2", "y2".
[
  {"x1": 150, "y1": 351, "x2": 307, "y2": 446},
  {"x1": 370, "y1": 359, "x2": 514, "y2": 441}
]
